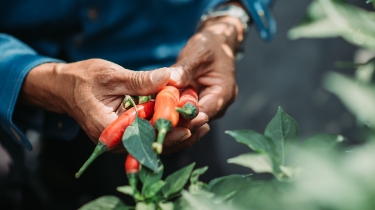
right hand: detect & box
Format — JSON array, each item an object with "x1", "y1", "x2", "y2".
[{"x1": 21, "y1": 59, "x2": 171, "y2": 144}]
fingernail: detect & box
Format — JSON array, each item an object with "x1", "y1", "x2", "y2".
[
  {"x1": 198, "y1": 125, "x2": 210, "y2": 139},
  {"x1": 151, "y1": 68, "x2": 170, "y2": 82},
  {"x1": 178, "y1": 133, "x2": 190, "y2": 142},
  {"x1": 170, "y1": 133, "x2": 189, "y2": 148},
  {"x1": 198, "y1": 131, "x2": 208, "y2": 140},
  {"x1": 169, "y1": 67, "x2": 182, "y2": 83}
]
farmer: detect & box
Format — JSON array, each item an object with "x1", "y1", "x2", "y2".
[{"x1": 0, "y1": 0, "x2": 275, "y2": 208}]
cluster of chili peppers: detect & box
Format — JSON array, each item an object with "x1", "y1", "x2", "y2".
[{"x1": 75, "y1": 85, "x2": 199, "y2": 179}]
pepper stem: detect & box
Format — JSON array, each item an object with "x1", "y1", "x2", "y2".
[
  {"x1": 127, "y1": 172, "x2": 138, "y2": 191},
  {"x1": 138, "y1": 96, "x2": 151, "y2": 104},
  {"x1": 126, "y1": 95, "x2": 138, "y2": 115},
  {"x1": 127, "y1": 172, "x2": 142, "y2": 202},
  {"x1": 175, "y1": 103, "x2": 198, "y2": 119},
  {"x1": 75, "y1": 142, "x2": 108, "y2": 178},
  {"x1": 122, "y1": 96, "x2": 136, "y2": 109},
  {"x1": 152, "y1": 118, "x2": 172, "y2": 154}
]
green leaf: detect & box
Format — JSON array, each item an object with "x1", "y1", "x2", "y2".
[
  {"x1": 122, "y1": 117, "x2": 158, "y2": 172},
  {"x1": 116, "y1": 186, "x2": 134, "y2": 196},
  {"x1": 135, "y1": 202, "x2": 155, "y2": 210},
  {"x1": 180, "y1": 190, "x2": 229, "y2": 210},
  {"x1": 355, "y1": 58, "x2": 375, "y2": 84},
  {"x1": 227, "y1": 153, "x2": 273, "y2": 174},
  {"x1": 288, "y1": 18, "x2": 343, "y2": 39},
  {"x1": 158, "y1": 202, "x2": 174, "y2": 210},
  {"x1": 288, "y1": 1, "x2": 342, "y2": 40},
  {"x1": 190, "y1": 166, "x2": 208, "y2": 185},
  {"x1": 289, "y1": 0, "x2": 375, "y2": 50},
  {"x1": 264, "y1": 107, "x2": 299, "y2": 165},
  {"x1": 144, "y1": 180, "x2": 165, "y2": 199},
  {"x1": 278, "y1": 165, "x2": 303, "y2": 180},
  {"x1": 225, "y1": 130, "x2": 277, "y2": 160},
  {"x1": 162, "y1": 162, "x2": 195, "y2": 199},
  {"x1": 303, "y1": 133, "x2": 345, "y2": 152},
  {"x1": 323, "y1": 71, "x2": 375, "y2": 126},
  {"x1": 139, "y1": 162, "x2": 164, "y2": 193},
  {"x1": 163, "y1": 191, "x2": 182, "y2": 201},
  {"x1": 188, "y1": 166, "x2": 209, "y2": 194},
  {"x1": 335, "y1": 61, "x2": 364, "y2": 69},
  {"x1": 229, "y1": 180, "x2": 280, "y2": 209},
  {"x1": 208, "y1": 174, "x2": 253, "y2": 202},
  {"x1": 79, "y1": 196, "x2": 131, "y2": 210},
  {"x1": 333, "y1": 6, "x2": 375, "y2": 51}
]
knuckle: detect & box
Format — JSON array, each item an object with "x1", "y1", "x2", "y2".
[
  {"x1": 96, "y1": 67, "x2": 118, "y2": 87},
  {"x1": 128, "y1": 71, "x2": 147, "y2": 92}
]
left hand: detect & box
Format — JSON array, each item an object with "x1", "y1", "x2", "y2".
[{"x1": 164, "y1": 15, "x2": 244, "y2": 153}]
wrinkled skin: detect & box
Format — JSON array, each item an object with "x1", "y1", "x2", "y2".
[
  {"x1": 21, "y1": 59, "x2": 171, "y2": 151},
  {"x1": 164, "y1": 16, "x2": 243, "y2": 153},
  {"x1": 21, "y1": 15, "x2": 243, "y2": 154}
]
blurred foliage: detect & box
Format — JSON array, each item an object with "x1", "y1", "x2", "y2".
[{"x1": 288, "y1": 0, "x2": 375, "y2": 50}]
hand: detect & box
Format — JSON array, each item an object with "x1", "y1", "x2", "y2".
[
  {"x1": 164, "y1": 15, "x2": 244, "y2": 153},
  {"x1": 20, "y1": 59, "x2": 170, "y2": 147}
]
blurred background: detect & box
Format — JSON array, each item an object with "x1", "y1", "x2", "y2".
[
  {"x1": 2, "y1": 0, "x2": 375, "y2": 209},
  {"x1": 213, "y1": 0, "x2": 372, "y2": 175}
]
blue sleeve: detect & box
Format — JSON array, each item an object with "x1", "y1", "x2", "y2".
[
  {"x1": 0, "y1": 33, "x2": 64, "y2": 150},
  {"x1": 203, "y1": 0, "x2": 276, "y2": 41},
  {"x1": 240, "y1": 0, "x2": 276, "y2": 41}
]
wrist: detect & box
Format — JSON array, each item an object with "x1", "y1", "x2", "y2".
[
  {"x1": 198, "y1": 16, "x2": 244, "y2": 53},
  {"x1": 20, "y1": 62, "x2": 70, "y2": 114}
]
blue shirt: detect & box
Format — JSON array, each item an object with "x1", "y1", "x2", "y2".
[{"x1": 0, "y1": 0, "x2": 275, "y2": 150}]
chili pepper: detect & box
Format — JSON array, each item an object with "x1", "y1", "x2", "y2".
[
  {"x1": 125, "y1": 154, "x2": 143, "y2": 201},
  {"x1": 75, "y1": 100, "x2": 155, "y2": 178},
  {"x1": 125, "y1": 153, "x2": 140, "y2": 174},
  {"x1": 152, "y1": 86, "x2": 180, "y2": 154},
  {"x1": 125, "y1": 153, "x2": 140, "y2": 190},
  {"x1": 175, "y1": 86, "x2": 199, "y2": 120}
]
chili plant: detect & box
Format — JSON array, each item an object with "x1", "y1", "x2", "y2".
[
  {"x1": 80, "y1": 107, "x2": 354, "y2": 210},
  {"x1": 80, "y1": 1, "x2": 375, "y2": 209}
]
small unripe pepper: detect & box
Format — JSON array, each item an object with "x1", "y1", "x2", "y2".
[
  {"x1": 125, "y1": 153, "x2": 140, "y2": 192},
  {"x1": 176, "y1": 86, "x2": 199, "y2": 120}
]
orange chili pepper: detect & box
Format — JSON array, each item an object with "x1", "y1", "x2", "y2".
[{"x1": 152, "y1": 86, "x2": 180, "y2": 154}]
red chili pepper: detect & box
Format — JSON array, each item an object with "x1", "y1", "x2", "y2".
[
  {"x1": 176, "y1": 86, "x2": 199, "y2": 120},
  {"x1": 75, "y1": 100, "x2": 155, "y2": 178},
  {"x1": 125, "y1": 154, "x2": 140, "y2": 200},
  {"x1": 125, "y1": 153, "x2": 140, "y2": 174},
  {"x1": 152, "y1": 86, "x2": 180, "y2": 154}
]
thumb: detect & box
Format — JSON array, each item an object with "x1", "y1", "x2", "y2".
[
  {"x1": 169, "y1": 57, "x2": 199, "y2": 88},
  {"x1": 123, "y1": 67, "x2": 170, "y2": 95}
]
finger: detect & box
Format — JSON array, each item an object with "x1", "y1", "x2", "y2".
[
  {"x1": 198, "y1": 85, "x2": 236, "y2": 120},
  {"x1": 163, "y1": 123, "x2": 210, "y2": 154},
  {"x1": 177, "y1": 111, "x2": 209, "y2": 132},
  {"x1": 169, "y1": 57, "x2": 200, "y2": 87},
  {"x1": 119, "y1": 67, "x2": 171, "y2": 96},
  {"x1": 163, "y1": 127, "x2": 191, "y2": 149}
]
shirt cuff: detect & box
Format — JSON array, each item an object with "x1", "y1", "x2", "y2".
[
  {"x1": 240, "y1": 0, "x2": 276, "y2": 41},
  {"x1": 0, "y1": 53, "x2": 63, "y2": 151}
]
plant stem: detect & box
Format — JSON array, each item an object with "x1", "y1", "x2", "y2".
[{"x1": 75, "y1": 142, "x2": 108, "y2": 178}]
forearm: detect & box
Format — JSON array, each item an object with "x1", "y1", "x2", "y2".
[{"x1": 19, "y1": 62, "x2": 68, "y2": 114}]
